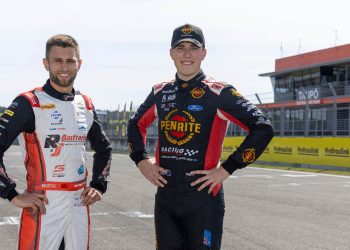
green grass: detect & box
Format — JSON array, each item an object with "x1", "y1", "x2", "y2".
[{"x1": 251, "y1": 164, "x2": 350, "y2": 176}]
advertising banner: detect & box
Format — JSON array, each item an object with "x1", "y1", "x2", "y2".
[{"x1": 222, "y1": 137, "x2": 350, "y2": 169}]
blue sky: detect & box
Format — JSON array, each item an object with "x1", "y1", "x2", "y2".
[{"x1": 1, "y1": 0, "x2": 349, "y2": 109}]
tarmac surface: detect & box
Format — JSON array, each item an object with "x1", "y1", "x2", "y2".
[{"x1": 0, "y1": 145, "x2": 349, "y2": 249}]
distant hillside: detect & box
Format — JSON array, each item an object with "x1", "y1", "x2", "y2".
[{"x1": 0, "y1": 106, "x2": 5, "y2": 113}]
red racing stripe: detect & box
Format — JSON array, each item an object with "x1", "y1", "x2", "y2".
[
  {"x1": 137, "y1": 104, "x2": 157, "y2": 145},
  {"x1": 204, "y1": 114, "x2": 228, "y2": 196},
  {"x1": 219, "y1": 109, "x2": 250, "y2": 132}
]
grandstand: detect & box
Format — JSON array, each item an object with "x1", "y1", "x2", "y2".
[
  {"x1": 235, "y1": 43, "x2": 350, "y2": 137},
  {"x1": 224, "y1": 43, "x2": 350, "y2": 171}
]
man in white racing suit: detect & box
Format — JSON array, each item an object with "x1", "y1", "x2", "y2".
[{"x1": 0, "y1": 34, "x2": 112, "y2": 249}]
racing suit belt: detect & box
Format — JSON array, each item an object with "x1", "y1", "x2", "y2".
[{"x1": 29, "y1": 178, "x2": 86, "y2": 191}]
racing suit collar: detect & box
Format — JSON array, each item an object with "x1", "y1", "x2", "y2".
[
  {"x1": 43, "y1": 79, "x2": 76, "y2": 101},
  {"x1": 175, "y1": 70, "x2": 206, "y2": 88}
]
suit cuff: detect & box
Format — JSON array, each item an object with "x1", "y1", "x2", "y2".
[
  {"x1": 90, "y1": 182, "x2": 107, "y2": 194},
  {"x1": 130, "y1": 151, "x2": 149, "y2": 166},
  {"x1": 221, "y1": 158, "x2": 241, "y2": 175},
  {"x1": 6, "y1": 189, "x2": 19, "y2": 201}
]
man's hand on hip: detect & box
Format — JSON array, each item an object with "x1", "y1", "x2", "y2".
[
  {"x1": 11, "y1": 191, "x2": 49, "y2": 215},
  {"x1": 190, "y1": 164, "x2": 230, "y2": 194},
  {"x1": 138, "y1": 159, "x2": 168, "y2": 187}
]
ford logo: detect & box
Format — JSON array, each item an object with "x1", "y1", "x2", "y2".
[{"x1": 187, "y1": 105, "x2": 203, "y2": 111}]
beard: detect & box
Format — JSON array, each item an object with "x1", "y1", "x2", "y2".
[{"x1": 49, "y1": 71, "x2": 78, "y2": 88}]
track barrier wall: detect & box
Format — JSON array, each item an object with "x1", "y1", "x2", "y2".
[{"x1": 222, "y1": 137, "x2": 350, "y2": 169}]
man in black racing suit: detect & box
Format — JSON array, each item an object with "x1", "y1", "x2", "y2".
[{"x1": 128, "y1": 24, "x2": 274, "y2": 250}]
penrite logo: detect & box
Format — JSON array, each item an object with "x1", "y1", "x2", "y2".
[{"x1": 160, "y1": 109, "x2": 201, "y2": 146}]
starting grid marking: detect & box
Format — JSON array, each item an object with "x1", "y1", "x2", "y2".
[
  {"x1": 0, "y1": 210, "x2": 153, "y2": 226},
  {"x1": 229, "y1": 174, "x2": 318, "y2": 179},
  {"x1": 0, "y1": 217, "x2": 19, "y2": 226},
  {"x1": 229, "y1": 168, "x2": 350, "y2": 188}
]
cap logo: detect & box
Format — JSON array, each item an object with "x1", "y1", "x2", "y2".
[{"x1": 181, "y1": 26, "x2": 193, "y2": 34}]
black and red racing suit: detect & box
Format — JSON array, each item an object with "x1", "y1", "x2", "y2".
[{"x1": 128, "y1": 70, "x2": 274, "y2": 249}]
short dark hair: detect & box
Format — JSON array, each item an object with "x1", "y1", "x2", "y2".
[{"x1": 45, "y1": 34, "x2": 80, "y2": 59}]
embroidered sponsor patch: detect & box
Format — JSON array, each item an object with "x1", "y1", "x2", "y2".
[
  {"x1": 160, "y1": 109, "x2": 201, "y2": 146},
  {"x1": 187, "y1": 105, "x2": 203, "y2": 112},
  {"x1": 203, "y1": 229, "x2": 212, "y2": 247},
  {"x1": 52, "y1": 165, "x2": 65, "y2": 177},
  {"x1": 231, "y1": 89, "x2": 242, "y2": 97},
  {"x1": 40, "y1": 103, "x2": 56, "y2": 109},
  {"x1": 9, "y1": 102, "x2": 19, "y2": 109},
  {"x1": 191, "y1": 88, "x2": 205, "y2": 98},
  {"x1": 161, "y1": 169, "x2": 171, "y2": 176},
  {"x1": 181, "y1": 82, "x2": 189, "y2": 88},
  {"x1": 4, "y1": 110, "x2": 14, "y2": 116},
  {"x1": 242, "y1": 148, "x2": 256, "y2": 163},
  {"x1": 181, "y1": 25, "x2": 193, "y2": 34},
  {"x1": 78, "y1": 165, "x2": 85, "y2": 175}
]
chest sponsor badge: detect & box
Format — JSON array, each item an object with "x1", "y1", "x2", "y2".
[
  {"x1": 187, "y1": 105, "x2": 203, "y2": 112},
  {"x1": 160, "y1": 109, "x2": 201, "y2": 145},
  {"x1": 190, "y1": 88, "x2": 205, "y2": 98},
  {"x1": 40, "y1": 103, "x2": 56, "y2": 109}
]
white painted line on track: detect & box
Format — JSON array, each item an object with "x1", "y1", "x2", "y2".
[
  {"x1": 91, "y1": 210, "x2": 154, "y2": 218},
  {"x1": 92, "y1": 227, "x2": 134, "y2": 231},
  {"x1": 0, "y1": 210, "x2": 153, "y2": 227},
  {"x1": 269, "y1": 183, "x2": 301, "y2": 187},
  {"x1": 249, "y1": 166, "x2": 350, "y2": 178},
  {"x1": 280, "y1": 174, "x2": 318, "y2": 178},
  {"x1": 242, "y1": 174, "x2": 273, "y2": 179},
  {"x1": 87, "y1": 152, "x2": 129, "y2": 157},
  {"x1": 0, "y1": 217, "x2": 19, "y2": 225},
  {"x1": 4, "y1": 152, "x2": 22, "y2": 156},
  {"x1": 92, "y1": 225, "x2": 144, "y2": 231},
  {"x1": 229, "y1": 175, "x2": 273, "y2": 179}
]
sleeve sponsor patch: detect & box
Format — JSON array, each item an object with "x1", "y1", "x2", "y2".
[{"x1": 4, "y1": 110, "x2": 14, "y2": 116}]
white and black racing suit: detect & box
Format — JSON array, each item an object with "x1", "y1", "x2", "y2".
[{"x1": 0, "y1": 80, "x2": 112, "y2": 250}]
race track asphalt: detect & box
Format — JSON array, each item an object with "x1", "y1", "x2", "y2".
[{"x1": 1, "y1": 146, "x2": 349, "y2": 249}]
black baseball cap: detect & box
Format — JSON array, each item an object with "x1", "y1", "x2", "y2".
[{"x1": 171, "y1": 24, "x2": 205, "y2": 48}]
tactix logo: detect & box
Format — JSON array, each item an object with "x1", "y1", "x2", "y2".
[{"x1": 160, "y1": 109, "x2": 201, "y2": 146}]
